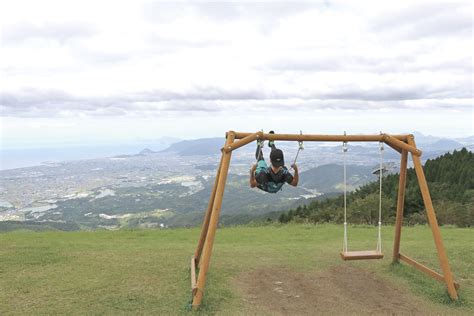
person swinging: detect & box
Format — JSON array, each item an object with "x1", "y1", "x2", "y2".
[{"x1": 249, "y1": 131, "x2": 299, "y2": 193}]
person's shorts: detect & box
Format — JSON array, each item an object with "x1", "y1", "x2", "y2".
[{"x1": 256, "y1": 160, "x2": 268, "y2": 175}]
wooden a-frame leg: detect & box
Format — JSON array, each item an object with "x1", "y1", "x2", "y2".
[
  {"x1": 192, "y1": 133, "x2": 235, "y2": 309},
  {"x1": 392, "y1": 150, "x2": 408, "y2": 263},
  {"x1": 194, "y1": 154, "x2": 224, "y2": 265},
  {"x1": 408, "y1": 137, "x2": 458, "y2": 300}
]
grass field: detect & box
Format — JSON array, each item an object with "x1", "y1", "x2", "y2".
[{"x1": 0, "y1": 224, "x2": 472, "y2": 314}]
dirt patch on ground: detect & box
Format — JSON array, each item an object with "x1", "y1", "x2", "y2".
[{"x1": 235, "y1": 265, "x2": 435, "y2": 315}]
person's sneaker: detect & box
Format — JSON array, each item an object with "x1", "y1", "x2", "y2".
[{"x1": 268, "y1": 130, "x2": 275, "y2": 148}]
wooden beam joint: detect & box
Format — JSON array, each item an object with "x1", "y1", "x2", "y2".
[
  {"x1": 383, "y1": 134, "x2": 422, "y2": 156},
  {"x1": 223, "y1": 131, "x2": 262, "y2": 153}
]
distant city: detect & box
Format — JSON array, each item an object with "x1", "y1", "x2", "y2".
[{"x1": 0, "y1": 132, "x2": 472, "y2": 230}]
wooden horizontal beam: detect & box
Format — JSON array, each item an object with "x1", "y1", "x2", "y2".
[
  {"x1": 229, "y1": 131, "x2": 409, "y2": 142},
  {"x1": 399, "y1": 253, "x2": 460, "y2": 289},
  {"x1": 383, "y1": 134, "x2": 422, "y2": 156}
]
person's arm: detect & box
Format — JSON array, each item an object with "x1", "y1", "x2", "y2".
[
  {"x1": 249, "y1": 164, "x2": 258, "y2": 188},
  {"x1": 290, "y1": 164, "x2": 299, "y2": 186}
]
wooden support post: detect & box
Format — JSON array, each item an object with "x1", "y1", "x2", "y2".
[
  {"x1": 383, "y1": 134, "x2": 422, "y2": 156},
  {"x1": 194, "y1": 154, "x2": 224, "y2": 265},
  {"x1": 192, "y1": 132, "x2": 235, "y2": 309},
  {"x1": 191, "y1": 256, "x2": 197, "y2": 291},
  {"x1": 392, "y1": 150, "x2": 408, "y2": 263},
  {"x1": 408, "y1": 136, "x2": 458, "y2": 300}
]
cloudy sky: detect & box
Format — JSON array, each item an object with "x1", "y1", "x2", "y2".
[{"x1": 0, "y1": 0, "x2": 472, "y2": 148}]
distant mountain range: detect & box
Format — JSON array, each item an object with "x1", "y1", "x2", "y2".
[
  {"x1": 423, "y1": 139, "x2": 464, "y2": 151},
  {"x1": 160, "y1": 137, "x2": 225, "y2": 156},
  {"x1": 412, "y1": 131, "x2": 472, "y2": 150},
  {"x1": 155, "y1": 132, "x2": 472, "y2": 157},
  {"x1": 299, "y1": 164, "x2": 375, "y2": 193},
  {"x1": 138, "y1": 148, "x2": 156, "y2": 155}
]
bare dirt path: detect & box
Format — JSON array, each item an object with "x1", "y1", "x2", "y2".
[{"x1": 235, "y1": 265, "x2": 444, "y2": 315}]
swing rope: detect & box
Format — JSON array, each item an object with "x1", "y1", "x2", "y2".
[
  {"x1": 376, "y1": 140, "x2": 384, "y2": 253},
  {"x1": 342, "y1": 136, "x2": 348, "y2": 253}
]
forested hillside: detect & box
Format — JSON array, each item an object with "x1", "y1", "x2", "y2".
[{"x1": 279, "y1": 148, "x2": 473, "y2": 227}]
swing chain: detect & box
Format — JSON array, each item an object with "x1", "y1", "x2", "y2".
[
  {"x1": 298, "y1": 140, "x2": 304, "y2": 150},
  {"x1": 257, "y1": 129, "x2": 264, "y2": 147},
  {"x1": 298, "y1": 130, "x2": 304, "y2": 150},
  {"x1": 379, "y1": 131, "x2": 384, "y2": 151},
  {"x1": 342, "y1": 131, "x2": 348, "y2": 152},
  {"x1": 291, "y1": 131, "x2": 304, "y2": 169}
]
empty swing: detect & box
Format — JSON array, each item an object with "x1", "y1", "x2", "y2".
[{"x1": 340, "y1": 140, "x2": 384, "y2": 260}]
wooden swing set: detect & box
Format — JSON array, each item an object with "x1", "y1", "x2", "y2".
[{"x1": 189, "y1": 131, "x2": 460, "y2": 309}]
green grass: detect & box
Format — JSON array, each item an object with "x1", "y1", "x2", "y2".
[{"x1": 0, "y1": 224, "x2": 472, "y2": 314}]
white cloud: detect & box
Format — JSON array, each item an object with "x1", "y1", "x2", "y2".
[{"x1": 0, "y1": 0, "x2": 472, "y2": 145}]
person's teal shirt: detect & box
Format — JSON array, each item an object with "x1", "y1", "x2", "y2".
[{"x1": 255, "y1": 160, "x2": 293, "y2": 193}]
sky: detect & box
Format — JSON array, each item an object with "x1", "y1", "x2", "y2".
[{"x1": 0, "y1": 0, "x2": 473, "y2": 149}]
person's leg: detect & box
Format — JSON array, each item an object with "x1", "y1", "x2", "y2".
[
  {"x1": 268, "y1": 130, "x2": 275, "y2": 148},
  {"x1": 255, "y1": 141, "x2": 264, "y2": 161},
  {"x1": 256, "y1": 159, "x2": 268, "y2": 174}
]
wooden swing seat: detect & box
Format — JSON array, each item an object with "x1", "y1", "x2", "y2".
[{"x1": 340, "y1": 250, "x2": 384, "y2": 260}]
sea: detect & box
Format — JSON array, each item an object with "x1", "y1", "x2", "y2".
[{"x1": 0, "y1": 143, "x2": 169, "y2": 171}]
